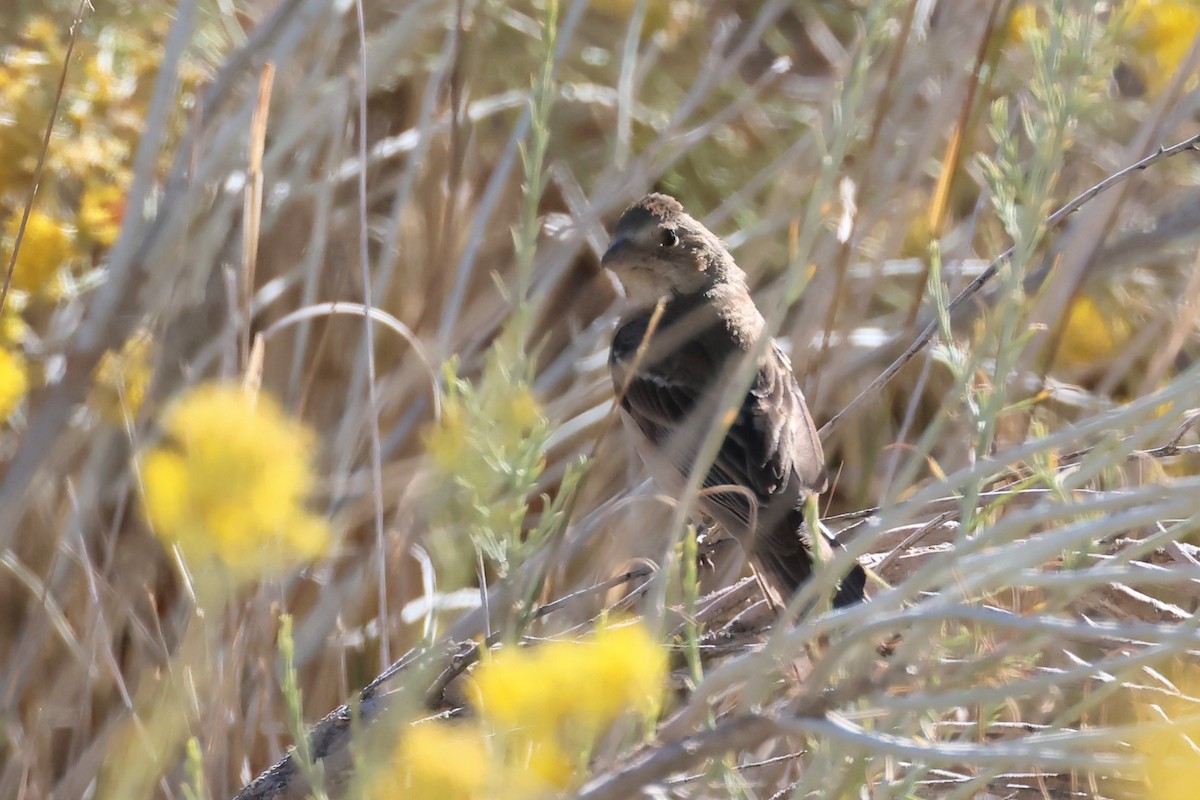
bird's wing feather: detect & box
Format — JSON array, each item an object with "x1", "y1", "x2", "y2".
[{"x1": 614, "y1": 330, "x2": 826, "y2": 529}]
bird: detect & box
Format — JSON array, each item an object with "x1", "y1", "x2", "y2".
[{"x1": 602, "y1": 192, "x2": 866, "y2": 609}]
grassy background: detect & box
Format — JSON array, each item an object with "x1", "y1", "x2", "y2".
[{"x1": 3, "y1": 0, "x2": 1200, "y2": 797}]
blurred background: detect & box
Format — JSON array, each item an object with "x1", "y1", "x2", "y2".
[{"x1": 3, "y1": 0, "x2": 1200, "y2": 797}]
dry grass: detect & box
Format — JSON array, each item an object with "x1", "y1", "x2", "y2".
[{"x1": 4, "y1": 0, "x2": 1200, "y2": 797}]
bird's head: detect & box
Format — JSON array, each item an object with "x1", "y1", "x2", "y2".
[{"x1": 602, "y1": 193, "x2": 743, "y2": 308}]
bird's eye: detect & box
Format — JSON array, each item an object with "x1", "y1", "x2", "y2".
[{"x1": 660, "y1": 229, "x2": 679, "y2": 248}]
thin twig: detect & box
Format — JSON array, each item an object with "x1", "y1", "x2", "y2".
[
  {"x1": 872, "y1": 510, "x2": 956, "y2": 574},
  {"x1": 573, "y1": 715, "x2": 781, "y2": 800},
  {"x1": 1057, "y1": 408, "x2": 1200, "y2": 464}
]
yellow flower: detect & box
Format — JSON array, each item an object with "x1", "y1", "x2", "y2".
[
  {"x1": 1121, "y1": 0, "x2": 1200, "y2": 94},
  {"x1": 139, "y1": 383, "x2": 330, "y2": 583},
  {"x1": 518, "y1": 737, "x2": 576, "y2": 790},
  {"x1": 369, "y1": 722, "x2": 491, "y2": 800},
  {"x1": 500, "y1": 385, "x2": 543, "y2": 433},
  {"x1": 1131, "y1": 662, "x2": 1200, "y2": 800},
  {"x1": 424, "y1": 397, "x2": 469, "y2": 472},
  {"x1": 580, "y1": 622, "x2": 669, "y2": 721},
  {"x1": 472, "y1": 645, "x2": 557, "y2": 731},
  {"x1": 0, "y1": 348, "x2": 29, "y2": 425},
  {"x1": 78, "y1": 183, "x2": 127, "y2": 247},
  {"x1": 1006, "y1": 4, "x2": 1042, "y2": 45},
  {"x1": 367, "y1": 718, "x2": 575, "y2": 800},
  {"x1": 472, "y1": 622, "x2": 667, "y2": 739},
  {"x1": 1053, "y1": 296, "x2": 1132, "y2": 370},
  {"x1": 93, "y1": 330, "x2": 152, "y2": 423},
  {"x1": 0, "y1": 306, "x2": 30, "y2": 345},
  {"x1": 21, "y1": 16, "x2": 62, "y2": 51},
  {"x1": 361, "y1": 626, "x2": 665, "y2": 800},
  {"x1": 55, "y1": 130, "x2": 132, "y2": 177},
  {"x1": 3, "y1": 211, "x2": 73, "y2": 295}
]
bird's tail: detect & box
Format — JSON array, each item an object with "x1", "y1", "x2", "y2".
[
  {"x1": 755, "y1": 508, "x2": 866, "y2": 609},
  {"x1": 829, "y1": 555, "x2": 867, "y2": 608}
]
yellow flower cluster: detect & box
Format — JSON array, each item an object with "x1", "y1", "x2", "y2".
[
  {"x1": 0, "y1": 11, "x2": 204, "y2": 424},
  {"x1": 92, "y1": 330, "x2": 154, "y2": 424},
  {"x1": 1122, "y1": 0, "x2": 1200, "y2": 94},
  {"x1": 1005, "y1": 4, "x2": 1042, "y2": 45},
  {"x1": 1131, "y1": 662, "x2": 1200, "y2": 800},
  {"x1": 1053, "y1": 296, "x2": 1133, "y2": 371},
  {"x1": 2, "y1": 211, "x2": 73, "y2": 295},
  {"x1": 78, "y1": 184, "x2": 127, "y2": 248},
  {"x1": 1006, "y1": 1, "x2": 1200, "y2": 95},
  {"x1": 425, "y1": 385, "x2": 542, "y2": 475},
  {"x1": 473, "y1": 622, "x2": 667, "y2": 735},
  {"x1": 368, "y1": 623, "x2": 668, "y2": 799},
  {"x1": 370, "y1": 723, "x2": 491, "y2": 800},
  {"x1": 0, "y1": 347, "x2": 29, "y2": 425},
  {"x1": 139, "y1": 383, "x2": 330, "y2": 584},
  {"x1": 0, "y1": 12, "x2": 162, "y2": 295}
]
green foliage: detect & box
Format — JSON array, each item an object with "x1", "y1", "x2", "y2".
[
  {"x1": 423, "y1": 351, "x2": 549, "y2": 578},
  {"x1": 278, "y1": 615, "x2": 327, "y2": 800}
]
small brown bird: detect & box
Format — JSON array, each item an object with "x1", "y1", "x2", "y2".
[{"x1": 603, "y1": 193, "x2": 865, "y2": 608}]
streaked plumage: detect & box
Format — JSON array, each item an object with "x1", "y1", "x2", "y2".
[{"x1": 603, "y1": 193, "x2": 865, "y2": 608}]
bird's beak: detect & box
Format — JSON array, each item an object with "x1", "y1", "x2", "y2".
[{"x1": 601, "y1": 235, "x2": 630, "y2": 269}]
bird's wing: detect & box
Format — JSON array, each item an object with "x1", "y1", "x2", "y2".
[
  {"x1": 751, "y1": 343, "x2": 827, "y2": 495},
  {"x1": 615, "y1": 332, "x2": 826, "y2": 527}
]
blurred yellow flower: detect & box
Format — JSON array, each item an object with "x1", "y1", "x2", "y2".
[
  {"x1": 369, "y1": 722, "x2": 491, "y2": 800},
  {"x1": 78, "y1": 183, "x2": 126, "y2": 247},
  {"x1": 367, "y1": 717, "x2": 575, "y2": 800},
  {"x1": 56, "y1": 131, "x2": 132, "y2": 177},
  {"x1": 424, "y1": 397, "x2": 469, "y2": 472},
  {"x1": 0, "y1": 8, "x2": 196, "y2": 280},
  {"x1": 1053, "y1": 296, "x2": 1132, "y2": 370},
  {"x1": 580, "y1": 622, "x2": 668, "y2": 720},
  {"x1": 93, "y1": 331, "x2": 153, "y2": 424},
  {"x1": 3, "y1": 211, "x2": 73, "y2": 295},
  {"x1": 465, "y1": 623, "x2": 667, "y2": 793},
  {"x1": 0, "y1": 348, "x2": 29, "y2": 425},
  {"x1": 517, "y1": 736, "x2": 575, "y2": 791},
  {"x1": 139, "y1": 383, "x2": 330, "y2": 582},
  {"x1": 1132, "y1": 662, "x2": 1200, "y2": 800},
  {"x1": 500, "y1": 385, "x2": 543, "y2": 432},
  {"x1": 0, "y1": 307, "x2": 30, "y2": 345},
  {"x1": 1121, "y1": 0, "x2": 1200, "y2": 93},
  {"x1": 472, "y1": 622, "x2": 667, "y2": 739},
  {"x1": 591, "y1": 0, "x2": 680, "y2": 40},
  {"x1": 1006, "y1": 4, "x2": 1042, "y2": 45},
  {"x1": 21, "y1": 16, "x2": 62, "y2": 51},
  {"x1": 473, "y1": 644, "x2": 559, "y2": 731}
]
